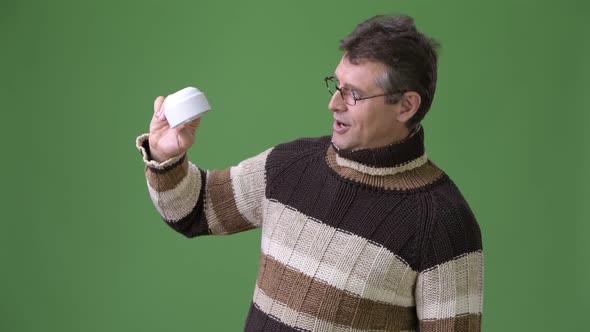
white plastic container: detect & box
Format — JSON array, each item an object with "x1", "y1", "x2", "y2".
[{"x1": 163, "y1": 87, "x2": 211, "y2": 128}]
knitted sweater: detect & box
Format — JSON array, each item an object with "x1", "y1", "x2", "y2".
[{"x1": 135, "y1": 126, "x2": 483, "y2": 332}]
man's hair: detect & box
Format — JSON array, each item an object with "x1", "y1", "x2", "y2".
[{"x1": 340, "y1": 15, "x2": 440, "y2": 129}]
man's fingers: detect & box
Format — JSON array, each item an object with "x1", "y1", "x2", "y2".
[
  {"x1": 153, "y1": 96, "x2": 165, "y2": 117},
  {"x1": 176, "y1": 118, "x2": 201, "y2": 134},
  {"x1": 184, "y1": 117, "x2": 202, "y2": 129}
]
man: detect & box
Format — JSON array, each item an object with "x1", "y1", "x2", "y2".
[{"x1": 136, "y1": 15, "x2": 483, "y2": 332}]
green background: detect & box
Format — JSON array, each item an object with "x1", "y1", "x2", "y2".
[{"x1": 1, "y1": 0, "x2": 588, "y2": 331}]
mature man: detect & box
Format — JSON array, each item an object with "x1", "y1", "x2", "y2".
[{"x1": 136, "y1": 15, "x2": 483, "y2": 332}]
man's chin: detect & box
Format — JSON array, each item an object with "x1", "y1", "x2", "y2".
[{"x1": 331, "y1": 134, "x2": 354, "y2": 150}]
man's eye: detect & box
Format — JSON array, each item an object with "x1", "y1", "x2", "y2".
[
  {"x1": 350, "y1": 90, "x2": 360, "y2": 99},
  {"x1": 341, "y1": 87, "x2": 355, "y2": 95}
]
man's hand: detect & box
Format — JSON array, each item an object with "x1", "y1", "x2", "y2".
[{"x1": 149, "y1": 96, "x2": 201, "y2": 162}]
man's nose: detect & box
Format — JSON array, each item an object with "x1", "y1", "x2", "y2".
[{"x1": 328, "y1": 92, "x2": 347, "y2": 113}]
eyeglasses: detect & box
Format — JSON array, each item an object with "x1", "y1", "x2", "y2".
[{"x1": 324, "y1": 76, "x2": 402, "y2": 106}]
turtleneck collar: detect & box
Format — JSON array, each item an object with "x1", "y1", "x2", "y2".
[{"x1": 330, "y1": 125, "x2": 428, "y2": 176}]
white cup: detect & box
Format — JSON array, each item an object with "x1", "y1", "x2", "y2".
[{"x1": 163, "y1": 87, "x2": 211, "y2": 128}]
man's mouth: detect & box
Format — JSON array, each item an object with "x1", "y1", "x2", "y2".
[
  {"x1": 333, "y1": 119, "x2": 350, "y2": 133},
  {"x1": 335, "y1": 118, "x2": 350, "y2": 127}
]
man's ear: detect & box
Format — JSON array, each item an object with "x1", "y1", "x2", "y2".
[{"x1": 396, "y1": 92, "x2": 421, "y2": 123}]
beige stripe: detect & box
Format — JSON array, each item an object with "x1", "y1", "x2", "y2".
[
  {"x1": 416, "y1": 251, "x2": 484, "y2": 320},
  {"x1": 261, "y1": 199, "x2": 417, "y2": 307},
  {"x1": 256, "y1": 253, "x2": 417, "y2": 331},
  {"x1": 419, "y1": 313, "x2": 481, "y2": 332},
  {"x1": 147, "y1": 162, "x2": 202, "y2": 222},
  {"x1": 231, "y1": 147, "x2": 272, "y2": 226},
  {"x1": 205, "y1": 147, "x2": 272, "y2": 235},
  {"x1": 326, "y1": 146, "x2": 444, "y2": 191},
  {"x1": 146, "y1": 158, "x2": 189, "y2": 192},
  {"x1": 335, "y1": 153, "x2": 428, "y2": 176}
]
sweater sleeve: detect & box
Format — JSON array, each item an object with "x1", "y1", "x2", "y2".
[
  {"x1": 135, "y1": 133, "x2": 273, "y2": 237},
  {"x1": 414, "y1": 188, "x2": 484, "y2": 332}
]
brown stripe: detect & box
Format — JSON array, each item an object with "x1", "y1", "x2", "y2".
[
  {"x1": 326, "y1": 146, "x2": 444, "y2": 191},
  {"x1": 256, "y1": 253, "x2": 417, "y2": 331},
  {"x1": 420, "y1": 313, "x2": 482, "y2": 332},
  {"x1": 207, "y1": 168, "x2": 255, "y2": 234},
  {"x1": 146, "y1": 158, "x2": 189, "y2": 192}
]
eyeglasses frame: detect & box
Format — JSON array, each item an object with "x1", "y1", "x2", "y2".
[{"x1": 324, "y1": 76, "x2": 404, "y2": 106}]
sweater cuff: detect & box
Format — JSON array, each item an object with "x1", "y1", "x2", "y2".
[{"x1": 135, "y1": 133, "x2": 186, "y2": 171}]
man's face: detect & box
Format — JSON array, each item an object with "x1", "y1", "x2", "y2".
[{"x1": 328, "y1": 55, "x2": 408, "y2": 150}]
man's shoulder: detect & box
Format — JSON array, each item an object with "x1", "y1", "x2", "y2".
[
  {"x1": 267, "y1": 135, "x2": 332, "y2": 161},
  {"x1": 264, "y1": 135, "x2": 331, "y2": 178},
  {"x1": 418, "y1": 173, "x2": 482, "y2": 267},
  {"x1": 429, "y1": 174, "x2": 474, "y2": 212}
]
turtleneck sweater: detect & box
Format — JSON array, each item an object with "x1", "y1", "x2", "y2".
[{"x1": 135, "y1": 126, "x2": 483, "y2": 332}]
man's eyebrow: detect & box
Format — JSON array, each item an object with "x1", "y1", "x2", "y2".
[
  {"x1": 332, "y1": 73, "x2": 364, "y2": 93},
  {"x1": 342, "y1": 82, "x2": 364, "y2": 94}
]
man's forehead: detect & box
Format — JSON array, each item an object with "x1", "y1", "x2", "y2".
[{"x1": 334, "y1": 56, "x2": 387, "y2": 87}]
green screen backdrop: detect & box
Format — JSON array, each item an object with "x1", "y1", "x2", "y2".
[{"x1": 1, "y1": 1, "x2": 589, "y2": 331}]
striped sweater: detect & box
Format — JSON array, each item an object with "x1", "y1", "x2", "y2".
[{"x1": 135, "y1": 126, "x2": 483, "y2": 332}]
